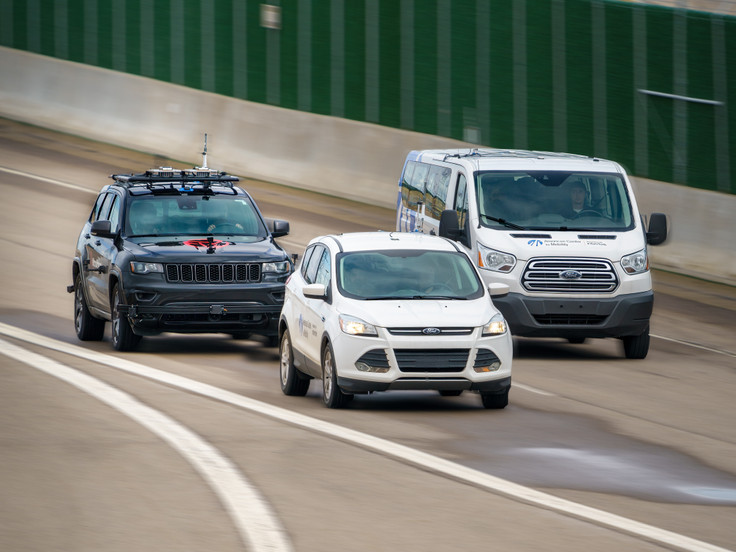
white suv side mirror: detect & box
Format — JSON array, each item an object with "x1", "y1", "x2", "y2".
[
  {"x1": 303, "y1": 283, "x2": 327, "y2": 299},
  {"x1": 487, "y1": 282, "x2": 510, "y2": 297}
]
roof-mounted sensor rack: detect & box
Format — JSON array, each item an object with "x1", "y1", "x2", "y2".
[{"x1": 110, "y1": 134, "x2": 239, "y2": 189}]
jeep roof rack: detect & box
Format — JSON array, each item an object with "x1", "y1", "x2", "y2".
[{"x1": 111, "y1": 167, "x2": 239, "y2": 187}]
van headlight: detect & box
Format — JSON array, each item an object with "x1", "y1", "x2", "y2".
[
  {"x1": 130, "y1": 261, "x2": 163, "y2": 274},
  {"x1": 621, "y1": 249, "x2": 649, "y2": 274},
  {"x1": 263, "y1": 260, "x2": 291, "y2": 274},
  {"x1": 482, "y1": 313, "x2": 507, "y2": 336},
  {"x1": 339, "y1": 314, "x2": 378, "y2": 336},
  {"x1": 477, "y1": 243, "x2": 516, "y2": 273}
]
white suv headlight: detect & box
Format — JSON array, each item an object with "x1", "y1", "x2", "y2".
[
  {"x1": 339, "y1": 314, "x2": 378, "y2": 336},
  {"x1": 482, "y1": 313, "x2": 508, "y2": 336},
  {"x1": 130, "y1": 261, "x2": 163, "y2": 274},
  {"x1": 477, "y1": 242, "x2": 516, "y2": 273},
  {"x1": 621, "y1": 249, "x2": 649, "y2": 274}
]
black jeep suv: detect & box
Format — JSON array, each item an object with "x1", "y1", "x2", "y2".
[{"x1": 68, "y1": 165, "x2": 293, "y2": 351}]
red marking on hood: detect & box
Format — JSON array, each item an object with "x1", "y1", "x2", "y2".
[{"x1": 183, "y1": 239, "x2": 230, "y2": 249}]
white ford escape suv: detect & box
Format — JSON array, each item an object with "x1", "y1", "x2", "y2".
[{"x1": 278, "y1": 232, "x2": 513, "y2": 409}]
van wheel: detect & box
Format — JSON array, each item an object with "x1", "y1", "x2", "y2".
[
  {"x1": 111, "y1": 284, "x2": 142, "y2": 352},
  {"x1": 280, "y1": 329, "x2": 310, "y2": 396},
  {"x1": 480, "y1": 389, "x2": 508, "y2": 409},
  {"x1": 322, "y1": 342, "x2": 351, "y2": 409},
  {"x1": 623, "y1": 327, "x2": 650, "y2": 359},
  {"x1": 74, "y1": 274, "x2": 105, "y2": 341}
]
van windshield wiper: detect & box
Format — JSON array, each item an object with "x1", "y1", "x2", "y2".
[{"x1": 480, "y1": 214, "x2": 526, "y2": 230}]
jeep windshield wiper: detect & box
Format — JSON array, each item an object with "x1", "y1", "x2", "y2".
[{"x1": 480, "y1": 214, "x2": 526, "y2": 230}]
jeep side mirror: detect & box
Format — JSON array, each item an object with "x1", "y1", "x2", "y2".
[
  {"x1": 266, "y1": 218, "x2": 290, "y2": 238},
  {"x1": 90, "y1": 219, "x2": 113, "y2": 238},
  {"x1": 646, "y1": 213, "x2": 668, "y2": 245}
]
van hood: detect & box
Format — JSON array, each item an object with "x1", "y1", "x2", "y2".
[
  {"x1": 482, "y1": 229, "x2": 644, "y2": 261},
  {"x1": 339, "y1": 298, "x2": 497, "y2": 328}
]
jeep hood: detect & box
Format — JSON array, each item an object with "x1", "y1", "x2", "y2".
[{"x1": 125, "y1": 237, "x2": 287, "y2": 261}]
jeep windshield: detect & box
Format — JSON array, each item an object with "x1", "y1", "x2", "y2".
[
  {"x1": 475, "y1": 171, "x2": 635, "y2": 231},
  {"x1": 337, "y1": 249, "x2": 484, "y2": 300},
  {"x1": 125, "y1": 195, "x2": 268, "y2": 238}
]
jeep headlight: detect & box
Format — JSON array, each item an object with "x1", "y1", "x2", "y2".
[
  {"x1": 130, "y1": 261, "x2": 163, "y2": 274},
  {"x1": 339, "y1": 314, "x2": 378, "y2": 336},
  {"x1": 262, "y1": 260, "x2": 291, "y2": 274},
  {"x1": 621, "y1": 249, "x2": 648, "y2": 274},
  {"x1": 482, "y1": 313, "x2": 507, "y2": 336},
  {"x1": 477, "y1": 242, "x2": 516, "y2": 273}
]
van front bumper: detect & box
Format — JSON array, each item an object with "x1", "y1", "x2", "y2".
[{"x1": 493, "y1": 291, "x2": 653, "y2": 339}]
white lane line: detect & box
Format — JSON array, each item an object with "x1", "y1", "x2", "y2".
[
  {"x1": 0, "y1": 166, "x2": 96, "y2": 194},
  {"x1": 652, "y1": 333, "x2": 736, "y2": 358},
  {"x1": 0, "y1": 336, "x2": 293, "y2": 552},
  {"x1": 0, "y1": 323, "x2": 730, "y2": 552},
  {"x1": 512, "y1": 382, "x2": 554, "y2": 396}
]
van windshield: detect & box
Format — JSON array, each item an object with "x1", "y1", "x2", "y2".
[
  {"x1": 475, "y1": 171, "x2": 635, "y2": 231},
  {"x1": 337, "y1": 250, "x2": 483, "y2": 300}
]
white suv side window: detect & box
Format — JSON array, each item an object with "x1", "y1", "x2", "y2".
[{"x1": 314, "y1": 249, "x2": 331, "y2": 287}]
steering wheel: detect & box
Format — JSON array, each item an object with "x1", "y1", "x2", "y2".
[
  {"x1": 574, "y1": 209, "x2": 606, "y2": 218},
  {"x1": 209, "y1": 222, "x2": 243, "y2": 233},
  {"x1": 425, "y1": 283, "x2": 454, "y2": 295}
]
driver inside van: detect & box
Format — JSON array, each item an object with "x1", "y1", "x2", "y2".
[{"x1": 561, "y1": 179, "x2": 589, "y2": 218}]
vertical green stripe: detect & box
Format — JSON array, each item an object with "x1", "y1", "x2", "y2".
[
  {"x1": 201, "y1": 0, "x2": 215, "y2": 92},
  {"x1": 141, "y1": 0, "x2": 155, "y2": 77},
  {"x1": 54, "y1": 0, "x2": 69, "y2": 58},
  {"x1": 437, "y1": 0, "x2": 451, "y2": 137},
  {"x1": 476, "y1": 0, "x2": 490, "y2": 145},
  {"x1": 365, "y1": 0, "x2": 379, "y2": 123},
  {"x1": 400, "y1": 0, "x2": 414, "y2": 130},
  {"x1": 673, "y1": 10, "x2": 688, "y2": 183},
  {"x1": 112, "y1": 0, "x2": 126, "y2": 72},
  {"x1": 551, "y1": 0, "x2": 567, "y2": 152},
  {"x1": 297, "y1": 0, "x2": 311, "y2": 111},
  {"x1": 512, "y1": 0, "x2": 527, "y2": 148},
  {"x1": 712, "y1": 17, "x2": 731, "y2": 193},
  {"x1": 170, "y1": 0, "x2": 185, "y2": 84},
  {"x1": 28, "y1": 0, "x2": 41, "y2": 53},
  {"x1": 232, "y1": 1, "x2": 247, "y2": 99},
  {"x1": 331, "y1": 0, "x2": 344, "y2": 117},
  {"x1": 591, "y1": 1, "x2": 607, "y2": 157},
  {"x1": 633, "y1": 7, "x2": 648, "y2": 175}
]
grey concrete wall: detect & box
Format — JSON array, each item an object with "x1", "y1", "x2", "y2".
[{"x1": 1, "y1": 47, "x2": 734, "y2": 285}]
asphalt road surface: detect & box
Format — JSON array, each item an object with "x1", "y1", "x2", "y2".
[{"x1": 1, "y1": 118, "x2": 735, "y2": 552}]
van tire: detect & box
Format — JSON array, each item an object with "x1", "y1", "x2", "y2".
[{"x1": 623, "y1": 327, "x2": 650, "y2": 359}]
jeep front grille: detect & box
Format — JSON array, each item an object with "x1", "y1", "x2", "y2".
[
  {"x1": 523, "y1": 258, "x2": 617, "y2": 293},
  {"x1": 165, "y1": 263, "x2": 261, "y2": 283}
]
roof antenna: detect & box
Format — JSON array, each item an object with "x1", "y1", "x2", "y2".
[{"x1": 200, "y1": 133, "x2": 208, "y2": 169}]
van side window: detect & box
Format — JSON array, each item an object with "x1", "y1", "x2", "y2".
[
  {"x1": 407, "y1": 162, "x2": 429, "y2": 209},
  {"x1": 425, "y1": 165, "x2": 451, "y2": 219},
  {"x1": 400, "y1": 161, "x2": 417, "y2": 208},
  {"x1": 454, "y1": 174, "x2": 468, "y2": 228}
]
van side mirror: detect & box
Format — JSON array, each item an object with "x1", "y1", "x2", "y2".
[
  {"x1": 646, "y1": 213, "x2": 668, "y2": 245},
  {"x1": 439, "y1": 210, "x2": 462, "y2": 240}
]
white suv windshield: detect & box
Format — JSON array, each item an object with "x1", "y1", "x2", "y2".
[
  {"x1": 337, "y1": 249, "x2": 483, "y2": 300},
  {"x1": 475, "y1": 171, "x2": 634, "y2": 231}
]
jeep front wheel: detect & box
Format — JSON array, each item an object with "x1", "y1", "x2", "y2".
[
  {"x1": 111, "y1": 284, "x2": 141, "y2": 352},
  {"x1": 74, "y1": 273, "x2": 105, "y2": 341}
]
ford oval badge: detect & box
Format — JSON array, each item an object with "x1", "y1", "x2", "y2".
[
  {"x1": 422, "y1": 327, "x2": 441, "y2": 335},
  {"x1": 560, "y1": 270, "x2": 582, "y2": 280}
]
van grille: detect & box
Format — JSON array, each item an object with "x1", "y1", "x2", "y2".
[
  {"x1": 522, "y1": 258, "x2": 617, "y2": 293},
  {"x1": 395, "y1": 349, "x2": 469, "y2": 373},
  {"x1": 165, "y1": 263, "x2": 261, "y2": 283}
]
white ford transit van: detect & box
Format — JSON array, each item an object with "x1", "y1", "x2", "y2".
[{"x1": 396, "y1": 149, "x2": 668, "y2": 359}]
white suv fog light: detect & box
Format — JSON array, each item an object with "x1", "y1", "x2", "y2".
[
  {"x1": 355, "y1": 361, "x2": 389, "y2": 373},
  {"x1": 474, "y1": 361, "x2": 501, "y2": 373}
]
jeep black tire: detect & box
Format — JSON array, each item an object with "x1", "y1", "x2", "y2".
[
  {"x1": 111, "y1": 283, "x2": 142, "y2": 352},
  {"x1": 74, "y1": 273, "x2": 105, "y2": 341}
]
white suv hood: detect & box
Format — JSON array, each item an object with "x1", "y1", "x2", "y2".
[{"x1": 337, "y1": 297, "x2": 497, "y2": 328}]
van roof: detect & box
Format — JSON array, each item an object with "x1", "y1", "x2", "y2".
[{"x1": 410, "y1": 148, "x2": 624, "y2": 173}]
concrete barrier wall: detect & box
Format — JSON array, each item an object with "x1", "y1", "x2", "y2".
[{"x1": 1, "y1": 47, "x2": 734, "y2": 285}]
